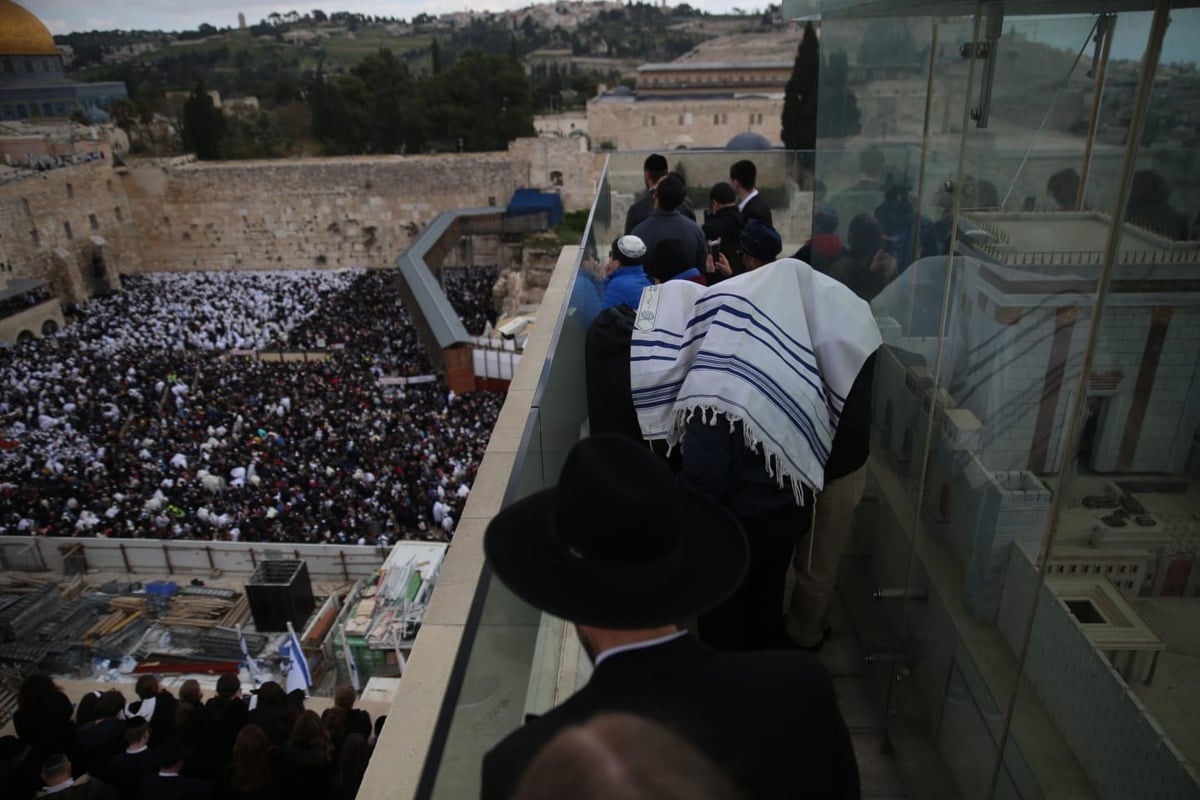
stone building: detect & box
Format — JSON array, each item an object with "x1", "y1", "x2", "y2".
[
  {"x1": 586, "y1": 54, "x2": 790, "y2": 151},
  {"x1": 0, "y1": 0, "x2": 127, "y2": 122}
]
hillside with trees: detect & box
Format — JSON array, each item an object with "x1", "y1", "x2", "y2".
[{"x1": 58, "y1": 3, "x2": 781, "y2": 159}]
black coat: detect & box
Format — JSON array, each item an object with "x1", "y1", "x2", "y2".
[
  {"x1": 141, "y1": 774, "x2": 213, "y2": 800},
  {"x1": 702, "y1": 205, "x2": 744, "y2": 279},
  {"x1": 626, "y1": 191, "x2": 698, "y2": 234},
  {"x1": 480, "y1": 634, "x2": 859, "y2": 800},
  {"x1": 740, "y1": 193, "x2": 773, "y2": 226},
  {"x1": 109, "y1": 748, "x2": 159, "y2": 800}
]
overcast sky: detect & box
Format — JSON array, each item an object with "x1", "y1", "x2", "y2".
[
  {"x1": 27, "y1": 0, "x2": 766, "y2": 34},
  {"x1": 24, "y1": 1, "x2": 1200, "y2": 67}
]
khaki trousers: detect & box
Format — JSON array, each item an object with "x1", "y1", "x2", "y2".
[{"x1": 785, "y1": 464, "x2": 867, "y2": 646}]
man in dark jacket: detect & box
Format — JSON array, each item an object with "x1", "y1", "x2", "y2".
[
  {"x1": 624, "y1": 154, "x2": 669, "y2": 234},
  {"x1": 127, "y1": 675, "x2": 178, "y2": 749},
  {"x1": 36, "y1": 754, "x2": 116, "y2": 799},
  {"x1": 75, "y1": 691, "x2": 126, "y2": 785},
  {"x1": 730, "y1": 159, "x2": 772, "y2": 225},
  {"x1": 631, "y1": 175, "x2": 708, "y2": 275},
  {"x1": 626, "y1": 156, "x2": 696, "y2": 233},
  {"x1": 480, "y1": 436, "x2": 859, "y2": 800},
  {"x1": 702, "y1": 182, "x2": 744, "y2": 279},
  {"x1": 141, "y1": 740, "x2": 212, "y2": 800},
  {"x1": 109, "y1": 718, "x2": 158, "y2": 800}
]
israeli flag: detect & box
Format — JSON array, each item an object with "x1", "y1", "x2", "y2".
[
  {"x1": 342, "y1": 634, "x2": 361, "y2": 692},
  {"x1": 238, "y1": 626, "x2": 261, "y2": 686},
  {"x1": 280, "y1": 628, "x2": 311, "y2": 695}
]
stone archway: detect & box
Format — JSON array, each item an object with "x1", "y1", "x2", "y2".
[
  {"x1": 17, "y1": 330, "x2": 34, "y2": 344},
  {"x1": 41, "y1": 319, "x2": 58, "y2": 336}
]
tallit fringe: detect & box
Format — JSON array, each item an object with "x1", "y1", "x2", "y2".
[{"x1": 670, "y1": 405, "x2": 811, "y2": 507}]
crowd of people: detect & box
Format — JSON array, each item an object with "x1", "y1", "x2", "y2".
[
  {"x1": 4, "y1": 673, "x2": 380, "y2": 800},
  {"x1": 0, "y1": 268, "x2": 503, "y2": 543},
  {"x1": 0, "y1": 285, "x2": 54, "y2": 321},
  {"x1": 440, "y1": 266, "x2": 500, "y2": 337}
]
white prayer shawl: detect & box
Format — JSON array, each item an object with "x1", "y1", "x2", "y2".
[{"x1": 630, "y1": 258, "x2": 882, "y2": 496}]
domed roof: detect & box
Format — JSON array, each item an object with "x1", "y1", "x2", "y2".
[
  {"x1": 726, "y1": 132, "x2": 773, "y2": 151},
  {"x1": 0, "y1": 0, "x2": 59, "y2": 57}
]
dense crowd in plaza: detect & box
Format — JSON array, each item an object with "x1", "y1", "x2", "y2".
[
  {"x1": 7, "y1": 673, "x2": 379, "y2": 800},
  {"x1": 0, "y1": 268, "x2": 504, "y2": 544}
]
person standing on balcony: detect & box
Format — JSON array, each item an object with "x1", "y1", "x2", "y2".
[
  {"x1": 702, "y1": 182, "x2": 745, "y2": 280},
  {"x1": 625, "y1": 154, "x2": 670, "y2": 234},
  {"x1": 480, "y1": 435, "x2": 859, "y2": 800},
  {"x1": 630, "y1": 259, "x2": 881, "y2": 652},
  {"x1": 729, "y1": 160, "x2": 772, "y2": 226},
  {"x1": 631, "y1": 176, "x2": 708, "y2": 275},
  {"x1": 600, "y1": 236, "x2": 652, "y2": 312}
]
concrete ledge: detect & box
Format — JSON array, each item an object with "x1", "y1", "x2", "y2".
[{"x1": 356, "y1": 245, "x2": 580, "y2": 800}]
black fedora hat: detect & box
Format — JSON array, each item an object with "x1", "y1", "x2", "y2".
[{"x1": 484, "y1": 435, "x2": 747, "y2": 629}]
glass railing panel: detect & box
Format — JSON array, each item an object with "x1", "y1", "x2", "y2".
[
  {"x1": 421, "y1": 163, "x2": 617, "y2": 798},
  {"x1": 997, "y1": 5, "x2": 1200, "y2": 800}
]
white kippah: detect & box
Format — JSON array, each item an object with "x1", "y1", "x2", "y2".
[{"x1": 616, "y1": 235, "x2": 647, "y2": 260}]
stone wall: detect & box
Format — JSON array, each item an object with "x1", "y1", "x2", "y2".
[
  {"x1": 507, "y1": 136, "x2": 604, "y2": 212},
  {"x1": 0, "y1": 138, "x2": 596, "y2": 300},
  {"x1": 587, "y1": 95, "x2": 783, "y2": 151},
  {"x1": 0, "y1": 163, "x2": 143, "y2": 301},
  {"x1": 121, "y1": 154, "x2": 532, "y2": 273}
]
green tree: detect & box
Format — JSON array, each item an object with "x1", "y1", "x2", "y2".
[
  {"x1": 182, "y1": 80, "x2": 227, "y2": 159},
  {"x1": 781, "y1": 21, "x2": 819, "y2": 151},
  {"x1": 427, "y1": 51, "x2": 534, "y2": 151},
  {"x1": 431, "y1": 38, "x2": 441, "y2": 75},
  {"x1": 817, "y1": 50, "x2": 861, "y2": 138}
]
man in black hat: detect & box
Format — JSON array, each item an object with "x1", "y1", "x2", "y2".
[{"x1": 480, "y1": 436, "x2": 859, "y2": 800}]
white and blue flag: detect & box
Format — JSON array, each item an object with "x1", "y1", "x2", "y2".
[
  {"x1": 342, "y1": 633, "x2": 361, "y2": 692},
  {"x1": 280, "y1": 627, "x2": 311, "y2": 695},
  {"x1": 238, "y1": 626, "x2": 262, "y2": 686}
]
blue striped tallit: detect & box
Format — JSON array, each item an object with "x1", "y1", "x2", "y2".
[{"x1": 630, "y1": 258, "x2": 882, "y2": 496}]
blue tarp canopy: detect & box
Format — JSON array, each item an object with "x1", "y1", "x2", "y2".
[{"x1": 506, "y1": 189, "x2": 564, "y2": 229}]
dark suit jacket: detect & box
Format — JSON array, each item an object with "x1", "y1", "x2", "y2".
[
  {"x1": 141, "y1": 773, "x2": 213, "y2": 800},
  {"x1": 702, "y1": 204, "x2": 745, "y2": 279},
  {"x1": 740, "y1": 192, "x2": 773, "y2": 226},
  {"x1": 626, "y1": 191, "x2": 697, "y2": 234},
  {"x1": 480, "y1": 634, "x2": 858, "y2": 800}
]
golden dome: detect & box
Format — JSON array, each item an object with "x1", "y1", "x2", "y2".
[{"x1": 0, "y1": 0, "x2": 60, "y2": 57}]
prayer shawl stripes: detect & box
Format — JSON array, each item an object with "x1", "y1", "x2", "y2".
[{"x1": 631, "y1": 258, "x2": 882, "y2": 496}]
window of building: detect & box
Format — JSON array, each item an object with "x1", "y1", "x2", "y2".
[
  {"x1": 63, "y1": 221, "x2": 72, "y2": 239},
  {"x1": 651, "y1": 115, "x2": 656, "y2": 126},
  {"x1": 21, "y1": 198, "x2": 31, "y2": 217},
  {"x1": 550, "y1": 171, "x2": 563, "y2": 187},
  {"x1": 66, "y1": 183, "x2": 74, "y2": 199},
  {"x1": 88, "y1": 213, "x2": 98, "y2": 230},
  {"x1": 114, "y1": 206, "x2": 123, "y2": 222},
  {"x1": 684, "y1": 112, "x2": 693, "y2": 125},
  {"x1": 30, "y1": 228, "x2": 39, "y2": 247}
]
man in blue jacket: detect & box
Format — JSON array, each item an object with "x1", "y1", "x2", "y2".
[{"x1": 600, "y1": 235, "x2": 651, "y2": 311}]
